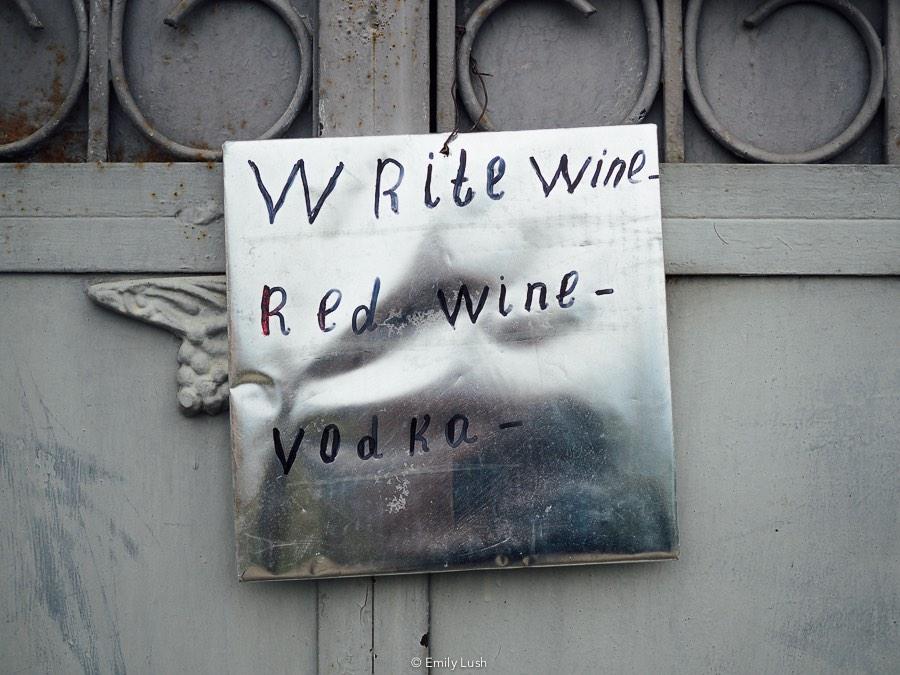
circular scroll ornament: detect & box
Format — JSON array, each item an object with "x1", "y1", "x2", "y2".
[
  {"x1": 456, "y1": 0, "x2": 661, "y2": 131},
  {"x1": 684, "y1": 0, "x2": 884, "y2": 163},
  {"x1": 0, "y1": 0, "x2": 88, "y2": 157},
  {"x1": 110, "y1": 0, "x2": 313, "y2": 161}
]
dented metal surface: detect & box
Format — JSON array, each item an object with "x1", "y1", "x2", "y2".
[{"x1": 224, "y1": 125, "x2": 677, "y2": 580}]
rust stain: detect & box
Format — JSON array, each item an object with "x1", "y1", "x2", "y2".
[
  {"x1": 46, "y1": 44, "x2": 67, "y2": 66},
  {"x1": 30, "y1": 129, "x2": 82, "y2": 162},
  {"x1": 48, "y1": 75, "x2": 65, "y2": 108},
  {"x1": 0, "y1": 50, "x2": 86, "y2": 159},
  {"x1": 0, "y1": 111, "x2": 40, "y2": 145},
  {"x1": 130, "y1": 145, "x2": 173, "y2": 163}
]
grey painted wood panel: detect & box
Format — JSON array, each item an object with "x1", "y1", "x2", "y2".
[
  {"x1": 4, "y1": 216, "x2": 898, "y2": 276},
  {"x1": 4, "y1": 163, "x2": 897, "y2": 219},
  {"x1": 3, "y1": 164, "x2": 899, "y2": 275},
  {"x1": 1, "y1": 217, "x2": 225, "y2": 273},
  {"x1": 317, "y1": 577, "x2": 374, "y2": 675},
  {"x1": 0, "y1": 164, "x2": 900, "y2": 275},
  {"x1": 662, "y1": 218, "x2": 900, "y2": 275},
  {"x1": 0, "y1": 275, "x2": 318, "y2": 675},
  {"x1": 2, "y1": 275, "x2": 896, "y2": 672},
  {"x1": 659, "y1": 164, "x2": 900, "y2": 220},
  {"x1": 430, "y1": 276, "x2": 900, "y2": 675},
  {"x1": 0, "y1": 163, "x2": 223, "y2": 218},
  {"x1": 373, "y1": 575, "x2": 429, "y2": 674}
]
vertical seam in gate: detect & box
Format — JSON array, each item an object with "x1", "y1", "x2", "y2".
[
  {"x1": 371, "y1": 577, "x2": 376, "y2": 674},
  {"x1": 886, "y1": 0, "x2": 900, "y2": 163},
  {"x1": 87, "y1": 0, "x2": 111, "y2": 161},
  {"x1": 662, "y1": 0, "x2": 685, "y2": 162}
]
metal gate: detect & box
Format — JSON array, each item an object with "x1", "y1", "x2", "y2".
[{"x1": 1, "y1": 1, "x2": 898, "y2": 672}]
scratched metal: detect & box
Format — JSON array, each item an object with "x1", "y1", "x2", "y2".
[{"x1": 224, "y1": 126, "x2": 677, "y2": 580}]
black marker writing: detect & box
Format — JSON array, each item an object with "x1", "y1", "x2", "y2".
[
  {"x1": 437, "y1": 284, "x2": 490, "y2": 327},
  {"x1": 273, "y1": 426, "x2": 303, "y2": 475}
]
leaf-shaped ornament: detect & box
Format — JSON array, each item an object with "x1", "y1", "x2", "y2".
[{"x1": 88, "y1": 276, "x2": 228, "y2": 415}]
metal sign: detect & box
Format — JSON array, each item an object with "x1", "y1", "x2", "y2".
[{"x1": 223, "y1": 126, "x2": 677, "y2": 581}]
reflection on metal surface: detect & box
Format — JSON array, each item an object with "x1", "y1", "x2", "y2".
[
  {"x1": 224, "y1": 125, "x2": 676, "y2": 579},
  {"x1": 109, "y1": 0, "x2": 313, "y2": 161},
  {"x1": 685, "y1": 0, "x2": 884, "y2": 163},
  {"x1": 0, "y1": 0, "x2": 88, "y2": 157},
  {"x1": 456, "y1": 0, "x2": 661, "y2": 131},
  {"x1": 88, "y1": 276, "x2": 229, "y2": 415}
]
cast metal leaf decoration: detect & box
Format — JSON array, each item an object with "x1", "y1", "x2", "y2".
[{"x1": 88, "y1": 276, "x2": 229, "y2": 416}]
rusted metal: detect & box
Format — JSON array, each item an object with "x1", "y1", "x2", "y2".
[
  {"x1": 109, "y1": 0, "x2": 313, "y2": 161},
  {"x1": 685, "y1": 0, "x2": 885, "y2": 163},
  {"x1": 455, "y1": 0, "x2": 662, "y2": 131},
  {"x1": 0, "y1": 0, "x2": 88, "y2": 158},
  {"x1": 87, "y1": 0, "x2": 111, "y2": 161}
]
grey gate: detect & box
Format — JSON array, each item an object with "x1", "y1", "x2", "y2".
[{"x1": 1, "y1": 0, "x2": 897, "y2": 673}]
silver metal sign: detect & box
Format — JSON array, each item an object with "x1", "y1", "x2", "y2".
[{"x1": 224, "y1": 126, "x2": 677, "y2": 580}]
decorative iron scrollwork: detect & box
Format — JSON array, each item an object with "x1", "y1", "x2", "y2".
[
  {"x1": 685, "y1": 0, "x2": 885, "y2": 163},
  {"x1": 0, "y1": 0, "x2": 88, "y2": 157},
  {"x1": 456, "y1": 0, "x2": 661, "y2": 131},
  {"x1": 110, "y1": 0, "x2": 313, "y2": 161}
]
